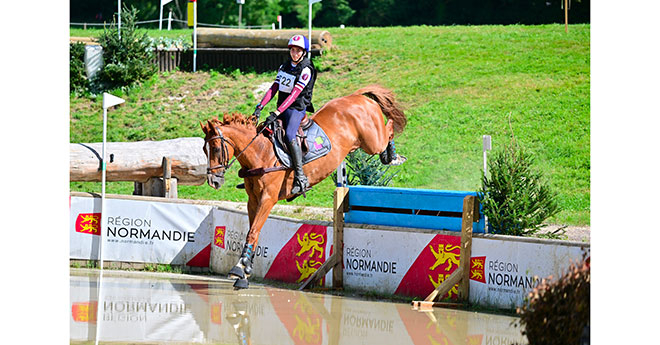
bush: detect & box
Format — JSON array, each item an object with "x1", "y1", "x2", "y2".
[
  {"x1": 478, "y1": 143, "x2": 559, "y2": 236},
  {"x1": 516, "y1": 256, "x2": 590, "y2": 345},
  {"x1": 333, "y1": 149, "x2": 398, "y2": 186},
  {"x1": 96, "y1": 5, "x2": 157, "y2": 90},
  {"x1": 70, "y1": 42, "x2": 87, "y2": 93}
]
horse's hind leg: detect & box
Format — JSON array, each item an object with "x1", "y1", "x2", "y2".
[
  {"x1": 377, "y1": 121, "x2": 407, "y2": 166},
  {"x1": 379, "y1": 140, "x2": 396, "y2": 164},
  {"x1": 357, "y1": 110, "x2": 406, "y2": 165},
  {"x1": 359, "y1": 115, "x2": 394, "y2": 155}
]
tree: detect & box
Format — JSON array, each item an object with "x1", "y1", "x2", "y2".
[
  {"x1": 96, "y1": 6, "x2": 157, "y2": 90},
  {"x1": 314, "y1": 0, "x2": 355, "y2": 27},
  {"x1": 478, "y1": 143, "x2": 560, "y2": 236}
]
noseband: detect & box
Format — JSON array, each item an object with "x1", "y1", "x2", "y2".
[{"x1": 205, "y1": 128, "x2": 235, "y2": 175}]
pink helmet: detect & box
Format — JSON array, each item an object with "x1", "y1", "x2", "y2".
[{"x1": 287, "y1": 34, "x2": 310, "y2": 52}]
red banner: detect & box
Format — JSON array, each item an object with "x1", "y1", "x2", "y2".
[
  {"x1": 75, "y1": 213, "x2": 101, "y2": 236},
  {"x1": 469, "y1": 256, "x2": 486, "y2": 284},
  {"x1": 213, "y1": 226, "x2": 226, "y2": 249},
  {"x1": 71, "y1": 302, "x2": 97, "y2": 323},
  {"x1": 264, "y1": 224, "x2": 328, "y2": 284},
  {"x1": 395, "y1": 234, "x2": 462, "y2": 299}
]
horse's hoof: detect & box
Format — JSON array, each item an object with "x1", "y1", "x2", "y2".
[
  {"x1": 233, "y1": 278, "x2": 249, "y2": 290},
  {"x1": 228, "y1": 266, "x2": 245, "y2": 280}
]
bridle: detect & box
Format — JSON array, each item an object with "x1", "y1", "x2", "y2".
[
  {"x1": 205, "y1": 127, "x2": 235, "y2": 177},
  {"x1": 204, "y1": 123, "x2": 268, "y2": 179}
]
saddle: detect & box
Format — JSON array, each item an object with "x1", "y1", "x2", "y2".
[{"x1": 260, "y1": 116, "x2": 332, "y2": 169}]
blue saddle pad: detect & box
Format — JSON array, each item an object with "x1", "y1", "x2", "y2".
[{"x1": 273, "y1": 121, "x2": 332, "y2": 168}]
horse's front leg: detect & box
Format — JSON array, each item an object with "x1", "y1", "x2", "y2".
[{"x1": 229, "y1": 177, "x2": 282, "y2": 289}]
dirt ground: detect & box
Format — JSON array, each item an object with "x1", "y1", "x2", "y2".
[{"x1": 212, "y1": 200, "x2": 590, "y2": 243}]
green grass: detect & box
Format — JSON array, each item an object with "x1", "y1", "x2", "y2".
[{"x1": 70, "y1": 24, "x2": 590, "y2": 226}]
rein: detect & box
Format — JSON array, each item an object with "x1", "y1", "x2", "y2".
[{"x1": 205, "y1": 123, "x2": 269, "y2": 174}]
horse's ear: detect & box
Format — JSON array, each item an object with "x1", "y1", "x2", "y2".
[
  {"x1": 207, "y1": 120, "x2": 216, "y2": 134},
  {"x1": 200, "y1": 121, "x2": 207, "y2": 134}
]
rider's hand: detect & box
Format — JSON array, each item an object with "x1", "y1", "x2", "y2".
[
  {"x1": 252, "y1": 105, "x2": 262, "y2": 121},
  {"x1": 264, "y1": 112, "x2": 278, "y2": 127}
]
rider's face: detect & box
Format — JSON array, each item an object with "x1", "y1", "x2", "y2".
[{"x1": 289, "y1": 46, "x2": 304, "y2": 62}]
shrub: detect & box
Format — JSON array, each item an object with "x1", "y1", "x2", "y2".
[
  {"x1": 478, "y1": 143, "x2": 559, "y2": 236},
  {"x1": 70, "y1": 42, "x2": 88, "y2": 93},
  {"x1": 96, "y1": 5, "x2": 157, "y2": 91},
  {"x1": 333, "y1": 149, "x2": 398, "y2": 186},
  {"x1": 516, "y1": 256, "x2": 590, "y2": 345}
]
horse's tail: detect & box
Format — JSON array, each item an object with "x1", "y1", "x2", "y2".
[{"x1": 354, "y1": 85, "x2": 407, "y2": 134}]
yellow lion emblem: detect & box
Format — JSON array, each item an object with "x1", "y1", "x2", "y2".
[
  {"x1": 429, "y1": 243, "x2": 461, "y2": 271},
  {"x1": 296, "y1": 232, "x2": 324, "y2": 259},
  {"x1": 296, "y1": 259, "x2": 322, "y2": 283},
  {"x1": 428, "y1": 273, "x2": 458, "y2": 298}
]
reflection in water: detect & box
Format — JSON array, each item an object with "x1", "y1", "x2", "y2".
[{"x1": 70, "y1": 269, "x2": 526, "y2": 344}]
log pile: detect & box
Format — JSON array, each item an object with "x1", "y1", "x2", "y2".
[
  {"x1": 195, "y1": 28, "x2": 332, "y2": 49},
  {"x1": 70, "y1": 137, "x2": 207, "y2": 185},
  {"x1": 70, "y1": 36, "x2": 99, "y2": 45}
]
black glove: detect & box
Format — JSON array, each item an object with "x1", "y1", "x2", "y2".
[
  {"x1": 252, "y1": 105, "x2": 262, "y2": 120},
  {"x1": 264, "y1": 112, "x2": 278, "y2": 127}
]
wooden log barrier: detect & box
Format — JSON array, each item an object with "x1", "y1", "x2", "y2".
[
  {"x1": 70, "y1": 137, "x2": 207, "y2": 187},
  {"x1": 196, "y1": 28, "x2": 333, "y2": 49}
]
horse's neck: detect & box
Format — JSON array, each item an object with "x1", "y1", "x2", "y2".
[{"x1": 224, "y1": 126, "x2": 275, "y2": 168}]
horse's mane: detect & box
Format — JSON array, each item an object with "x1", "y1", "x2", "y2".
[{"x1": 210, "y1": 113, "x2": 256, "y2": 130}]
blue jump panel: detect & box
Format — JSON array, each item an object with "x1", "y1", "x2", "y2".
[{"x1": 344, "y1": 186, "x2": 485, "y2": 233}]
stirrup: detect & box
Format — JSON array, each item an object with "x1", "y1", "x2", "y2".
[{"x1": 291, "y1": 176, "x2": 310, "y2": 197}]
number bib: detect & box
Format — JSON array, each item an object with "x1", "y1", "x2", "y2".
[{"x1": 276, "y1": 70, "x2": 296, "y2": 93}]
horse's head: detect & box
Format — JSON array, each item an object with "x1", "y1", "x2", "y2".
[{"x1": 201, "y1": 119, "x2": 235, "y2": 189}]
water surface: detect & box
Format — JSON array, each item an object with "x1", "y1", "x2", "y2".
[{"x1": 70, "y1": 269, "x2": 526, "y2": 344}]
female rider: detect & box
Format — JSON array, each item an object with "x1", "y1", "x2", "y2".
[{"x1": 252, "y1": 34, "x2": 316, "y2": 196}]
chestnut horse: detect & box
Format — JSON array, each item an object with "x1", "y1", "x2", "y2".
[{"x1": 200, "y1": 84, "x2": 406, "y2": 289}]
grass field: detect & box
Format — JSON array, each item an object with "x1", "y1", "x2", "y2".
[{"x1": 70, "y1": 24, "x2": 590, "y2": 226}]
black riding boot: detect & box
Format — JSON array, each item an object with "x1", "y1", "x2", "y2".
[
  {"x1": 229, "y1": 243, "x2": 255, "y2": 289},
  {"x1": 286, "y1": 139, "x2": 310, "y2": 196}
]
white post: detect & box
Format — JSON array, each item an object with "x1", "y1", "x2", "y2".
[
  {"x1": 193, "y1": 1, "x2": 197, "y2": 72},
  {"x1": 482, "y1": 135, "x2": 491, "y2": 177},
  {"x1": 168, "y1": 9, "x2": 172, "y2": 31},
  {"x1": 94, "y1": 105, "x2": 108, "y2": 345},
  {"x1": 308, "y1": 2, "x2": 312, "y2": 59},
  {"x1": 118, "y1": 0, "x2": 121, "y2": 39},
  {"x1": 160, "y1": 0, "x2": 173, "y2": 30},
  {"x1": 238, "y1": 2, "x2": 243, "y2": 28},
  {"x1": 95, "y1": 93, "x2": 125, "y2": 345},
  {"x1": 308, "y1": 0, "x2": 321, "y2": 59},
  {"x1": 277, "y1": 15, "x2": 282, "y2": 29},
  {"x1": 482, "y1": 135, "x2": 491, "y2": 233}
]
